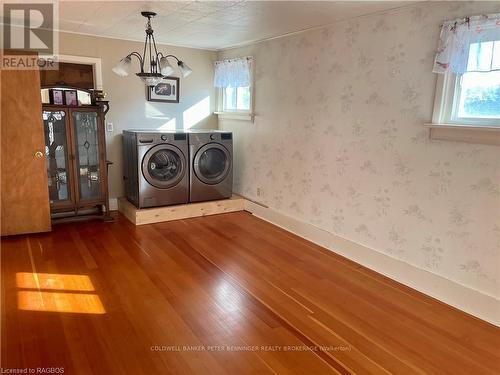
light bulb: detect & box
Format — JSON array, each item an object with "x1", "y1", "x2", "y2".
[
  {"x1": 159, "y1": 57, "x2": 174, "y2": 76},
  {"x1": 112, "y1": 56, "x2": 132, "y2": 77},
  {"x1": 177, "y1": 61, "x2": 193, "y2": 78}
]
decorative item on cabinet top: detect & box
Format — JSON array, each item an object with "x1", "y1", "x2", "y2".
[
  {"x1": 41, "y1": 85, "x2": 112, "y2": 223},
  {"x1": 41, "y1": 85, "x2": 109, "y2": 114}
]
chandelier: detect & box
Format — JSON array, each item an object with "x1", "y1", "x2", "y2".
[{"x1": 112, "y1": 11, "x2": 193, "y2": 86}]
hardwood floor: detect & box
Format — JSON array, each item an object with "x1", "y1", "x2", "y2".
[{"x1": 1, "y1": 212, "x2": 499, "y2": 374}]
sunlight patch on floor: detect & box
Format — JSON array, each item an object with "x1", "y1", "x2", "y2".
[
  {"x1": 18, "y1": 291, "x2": 106, "y2": 314},
  {"x1": 16, "y1": 272, "x2": 95, "y2": 291},
  {"x1": 16, "y1": 272, "x2": 105, "y2": 314}
]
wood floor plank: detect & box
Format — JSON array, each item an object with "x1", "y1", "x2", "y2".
[
  {"x1": 2, "y1": 212, "x2": 499, "y2": 374},
  {"x1": 117, "y1": 220, "x2": 340, "y2": 374},
  {"x1": 240, "y1": 213, "x2": 500, "y2": 361},
  {"x1": 165, "y1": 218, "x2": 405, "y2": 374},
  {"x1": 164, "y1": 212, "x2": 500, "y2": 374},
  {"x1": 187, "y1": 216, "x2": 491, "y2": 374}
]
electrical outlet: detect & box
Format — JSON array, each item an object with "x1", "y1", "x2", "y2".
[
  {"x1": 106, "y1": 122, "x2": 114, "y2": 132},
  {"x1": 257, "y1": 188, "x2": 262, "y2": 197}
]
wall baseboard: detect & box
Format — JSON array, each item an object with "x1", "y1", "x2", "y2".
[{"x1": 245, "y1": 200, "x2": 500, "y2": 327}]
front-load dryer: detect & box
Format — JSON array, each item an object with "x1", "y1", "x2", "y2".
[
  {"x1": 123, "y1": 130, "x2": 189, "y2": 208},
  {"x1": 188, "y1": 130, "x2": 233, "y2": 202}
]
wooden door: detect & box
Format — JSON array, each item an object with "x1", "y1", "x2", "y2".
[{"x1": 1, "y1": 60, "x2": 51, "y2": 235}]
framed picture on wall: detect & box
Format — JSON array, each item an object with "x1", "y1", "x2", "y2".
[{"x1": 147, "y1": 77, "x2": 180, "y2": 103}]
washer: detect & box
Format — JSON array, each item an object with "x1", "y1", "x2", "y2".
[
  {"x1": 123, "y1": 130, "x2": 189, "y2": 208},
  {"x1": 188, "y1": 130, "x2": 233, "y2": 202}
]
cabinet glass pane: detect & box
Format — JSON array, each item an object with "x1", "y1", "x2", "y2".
[
  {"x1": 43, "y1": 110, "x2": 70, "y2": 203},
  {"x1": 72, "y1": 111, "x2": 101, "y2": 201}
]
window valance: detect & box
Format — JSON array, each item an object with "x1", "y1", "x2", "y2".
[
  {"x1": 433, "y1": 13, "x2": 500, "y2": 74},
  {"x1": 214, "y1": 57, "x2": 253, "y2": 88}
]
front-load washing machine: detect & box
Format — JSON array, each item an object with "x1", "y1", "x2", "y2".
[
  {"x1": 188, "y1": 130, "x2": 233, "y2": 202},
  {"x1": 123, "y1": 130, "x2": 189, "y2": 208}
]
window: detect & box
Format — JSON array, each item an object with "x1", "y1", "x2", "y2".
[
  {"x1": 430, "y1": 14, "x2": 500, "y2": 144},
  {"x1": 222, "y1": 86, "x2": 251, "y2": 112},
  {"x1": 435, "y1": 40, "x2": 500, "y2": 127},
  {"x1": 455, "y1": 70, "x2": 500, "y2": 122},
  {"x1": 214, "y1": 57, "x2": 253, "y2": 120}
]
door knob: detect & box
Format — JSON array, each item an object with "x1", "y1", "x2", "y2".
[{"x1": 34, "y1": 151, "x2": 44, "y2": 159}]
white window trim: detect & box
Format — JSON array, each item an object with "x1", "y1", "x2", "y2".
[
  {"x1": 214, "y1": 111, "x2": 254, "y2": 121},
  {"x1": 428, "y1": 72, "x2": 500, "y2": 145}
]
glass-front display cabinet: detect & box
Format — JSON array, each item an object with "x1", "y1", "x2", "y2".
[{"x1": 41, "y1": 87, "x2": 111, "y2": 221}]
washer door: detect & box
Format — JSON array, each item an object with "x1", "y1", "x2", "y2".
[
  {"x1": 193, "y1": 143, "x2": 231, "y2": 185},
  {"x1": 142, "y1": 144, "x2": 186, "y2": 189}
]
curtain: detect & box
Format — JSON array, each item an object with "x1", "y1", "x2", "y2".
[
  {"x1": 214, "y1": 57, "x2": 253, "y2": 88},
  {"x1": 433, "y1": 13, "x2": 500, "y2": 74}
]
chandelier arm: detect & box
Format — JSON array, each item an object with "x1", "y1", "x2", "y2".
[
  {"x1": 164, "y1": 55, "x2": 180, "y2": 63},
  {"x1": 128, "y1": 52, "x2": 144, "y2": 72}
]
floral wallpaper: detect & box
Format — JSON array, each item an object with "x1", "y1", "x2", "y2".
[{"x1": 219, "y1": 2, "x2": 500, "y2": 299}]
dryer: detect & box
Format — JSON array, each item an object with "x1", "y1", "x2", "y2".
[
  {"x1": 123, "y1": 130, "x2": 189, "y2": 208},
  {"x1": 188, "y1": 130, "x2": 233, "y2": 202}
]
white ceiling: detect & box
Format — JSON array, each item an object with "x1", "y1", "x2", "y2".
[{"x1": 28, "y1": 1, "x2": 422, "y2": 50}]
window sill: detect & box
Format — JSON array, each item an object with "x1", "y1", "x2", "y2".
[
  {"x1": 424, "y1": 123, "x2": 500, "y2": 146},
  {"x1": 215, "y1": 112, "x2": 254, "y2": 122}
]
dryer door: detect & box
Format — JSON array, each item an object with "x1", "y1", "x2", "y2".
[
  {"x1": 142, "y1": 144, "x2": 186, "y2": 189},
  {"x1": 193, "y1": 143, "x2": 231, "y2": 185}
]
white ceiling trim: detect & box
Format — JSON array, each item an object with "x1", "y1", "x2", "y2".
[
  {"x1": 56, "y1": 28, "x2": 220, "y2": 52},
  {"x1": 0, "y1": 24, "x2": 219, "y2": 51}
]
